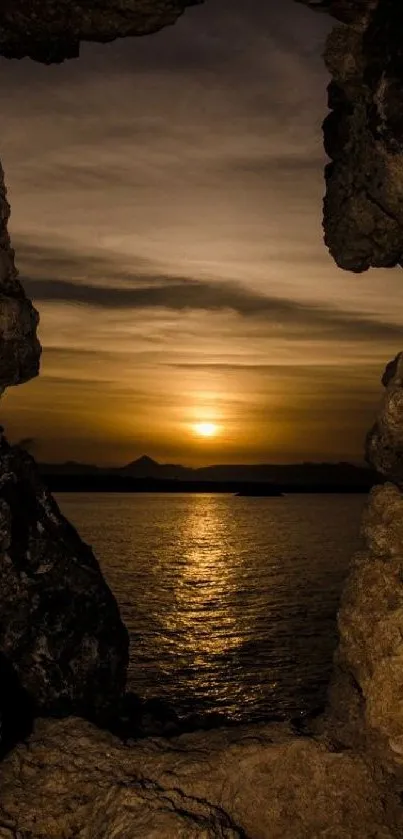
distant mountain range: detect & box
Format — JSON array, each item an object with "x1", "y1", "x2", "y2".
[{"x1": 37, "y1": 454, "x2": 380, "y2": 493}]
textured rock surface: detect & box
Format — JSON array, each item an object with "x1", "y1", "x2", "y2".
[
  {"x1": 298, "y1": 0, "x2": 403, "y2": 271},
  {"x1": 0, "y1": 0, "x2": 202, "y2": 63},
  {"x1": 0, "y1": 715, "x2": 400, "y2": 839},
  {"x1": 0, "y1": 434, "x2": 128, "y2": 725},
  {"x1": 326, "y1": 355, "x2": 403, "y2": 781},
  {"x1": 329, "y1": 547, "x2": 403, "y2": 763},
  {"x1": 366, "y1": 352, "x2": 403, "y2": 484},
  {"x1": 0, "y1": 164, "x2": 40, "y2": 389},
  {"x1": 361, "y1": 482, "x2": 403, "y2": 556}
]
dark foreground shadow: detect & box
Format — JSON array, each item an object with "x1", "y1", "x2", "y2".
[
  {"x1": 106, "y1": 691, "x2": 326, "y2": 742},
  {"x1": 0, "y1": 653, "x2": 36, "y2": 758}
]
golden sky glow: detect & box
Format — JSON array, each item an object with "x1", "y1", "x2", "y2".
[
  {"x1": 193, "y1": 422, "x2": 219, "y2": 438},
  {"x1": 1, "y1": 0, "x2": 403, "y2": 466}
]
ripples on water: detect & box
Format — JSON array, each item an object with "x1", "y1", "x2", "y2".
[{"x1": 57, "y1": 493, "x2": 364, "y2": 724}]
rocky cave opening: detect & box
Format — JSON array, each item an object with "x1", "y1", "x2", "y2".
[{"x1": 1, "y1": 1, "x2": 403, "y2": 837}]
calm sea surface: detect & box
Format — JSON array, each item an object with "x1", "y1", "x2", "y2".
[{"x1": 57, "y1": 493, "x2": 364, "y2": 724}]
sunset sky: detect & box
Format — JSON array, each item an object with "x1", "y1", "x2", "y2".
[{"x1": 1, "y1": 0, "x2": 403, "y2": 466}]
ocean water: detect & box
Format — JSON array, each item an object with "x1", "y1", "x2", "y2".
[{"x1": 57, "y1": 492, "x2": 364, "y2": 724}]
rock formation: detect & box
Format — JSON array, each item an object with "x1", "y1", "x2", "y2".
[
  {"x1": 0, "y1": 715, "x2": 402, "y2": 839},
  {"x1": 323, "y1": 353, "x2": 403, "y2": 784},
  {"x1": 0, "y1": 0, "x2": 202, "y2": 63},
  {"x1": 366, "y1": 353, "x2": 403, "y2": 483},
  {"x1": 0, "y1": 434, "x2": 129, "y2": 728},
  {"x1": 0, "y1": 164, "x2": 40, "y2": 391},
  {"x1": 298, "y1": 0, "x2": 403, "y2": 271}
]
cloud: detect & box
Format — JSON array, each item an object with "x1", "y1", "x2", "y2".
[
  {"x1": 15, "y1": 238, "x2": 154, "y2": 285},
  {"x1": 17, "y1": 239, "x2": 403, "y2": 345}
]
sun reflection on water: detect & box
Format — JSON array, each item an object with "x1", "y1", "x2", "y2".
[{"x1": 163, "y1": 495, "x2": 244, "y2": 658}]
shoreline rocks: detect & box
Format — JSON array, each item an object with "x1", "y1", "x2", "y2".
[{"x1": 0, "y1": 434, "x2": 129, "y2": 746}]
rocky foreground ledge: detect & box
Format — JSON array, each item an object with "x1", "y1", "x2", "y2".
[{"x1": 0, "y1": 715, "x2": 401, "y2": 839}]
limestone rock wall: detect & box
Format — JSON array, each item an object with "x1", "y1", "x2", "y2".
[
  {"x1": 299, "y1": 0, "x2": 403, "y2": 271},
  {"x1": 327, "y1": 353, "x2": 403, "y2": 780},
  {"x1": 0, "y1": 164, "x2": 40, "y2": 390}
]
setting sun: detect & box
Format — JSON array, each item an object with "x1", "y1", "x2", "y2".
[{"x1": 193, "y1": 422, "x2": 219, "y2": 438}]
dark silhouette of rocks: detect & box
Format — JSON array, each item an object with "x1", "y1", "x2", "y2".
[
  {"x1": 0, "y1": 434, "x2": 128, "y2": 731},
  {"x1": 0, "y1": 653, "x2": 35, "y2": 759},
  {"x1": 111, "y1": 692, "x2": 250, "y2": 741},
  {"x1": 0, "y1": 1, "x2": 201, "y2": 63},
  {"x1": 0, "y1": 164, "x2": 40, "y2": 391}
]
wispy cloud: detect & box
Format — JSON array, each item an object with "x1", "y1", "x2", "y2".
[{"x1": 18, "y1": 239, "x2": 403, "y2": 344}]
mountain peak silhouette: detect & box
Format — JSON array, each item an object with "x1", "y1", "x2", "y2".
[{"x1": 130, "y1": 455, "x2": 159, "y2": 467}]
